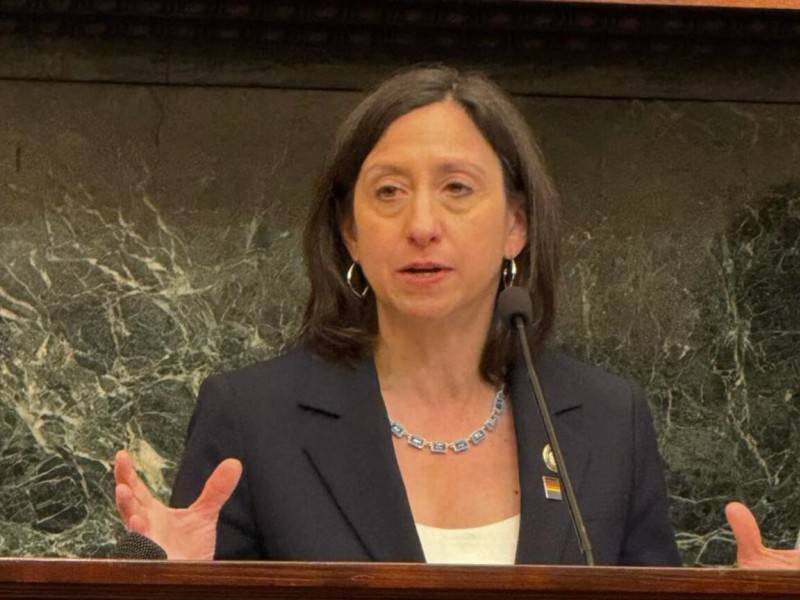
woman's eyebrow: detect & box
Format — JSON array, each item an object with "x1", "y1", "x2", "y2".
[
  {"x1": 361, "y1": 163, "x2": 408, "y2": 179},
  {"x1": 434, "y1": 161, "x2": 488, "y2": 179},
  {"x1": 362, "y1": 160, "x2": 488, "y2": 179}
]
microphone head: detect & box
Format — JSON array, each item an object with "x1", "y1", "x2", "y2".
[
  {"x1": 114, "y1": 531, "x2": 168, "y2": 560},
  {"x1": 496, "y1": 286, "x2": 534, "y2": 327}
]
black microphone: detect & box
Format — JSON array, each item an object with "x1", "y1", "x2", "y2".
[
  {"x1": 114, "y1": 531, "x2": 168, "y2": 560},
  {"x1": 497, "y1": 287, "x2": 595, "y2": 566},
  {"x1": 496, "y1": 286, "x2": 535, "y2": 329}
]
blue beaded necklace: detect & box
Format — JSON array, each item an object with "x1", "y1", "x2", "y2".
[{"x1": 389, "y1": 387, "x2": 506, "y2": 454}]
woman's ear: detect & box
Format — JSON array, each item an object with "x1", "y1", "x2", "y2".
[
  {"x1": 340, "y1": 213, "x2": 359, "y2": 262},
  {"x1": 504, "y1": 202, "x2": 528, "y2": 259}
]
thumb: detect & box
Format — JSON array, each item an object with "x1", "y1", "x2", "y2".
[
  {"x1": 191, "y1": 459, "x2": 243, "y2": 514},
  {"x1": 725, "y1": 501, "x2": 765, "y2": 565}
]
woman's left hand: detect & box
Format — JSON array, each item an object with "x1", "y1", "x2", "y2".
[{"x1": 726, "y1": 502, "x2": 800, "y2": 569}]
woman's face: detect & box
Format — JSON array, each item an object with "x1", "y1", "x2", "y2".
[{"x1": 343, "y1": 99, "x2": 527, "y2": 326}]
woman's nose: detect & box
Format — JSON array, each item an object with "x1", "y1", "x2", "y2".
[{"x1": 405, "y1": 192, "x2": 442, "y2": 246}]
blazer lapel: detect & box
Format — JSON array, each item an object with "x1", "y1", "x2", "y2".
[
  {"x1": 298, "y1": 354, "x2": 424, "y2": 562},
  {"x1": 513, "y1": 350, "x2": 591, "y2": 565}
]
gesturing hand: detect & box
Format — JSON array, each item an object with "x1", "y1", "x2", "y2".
[
  {"x1": 726, "y1": 502, "x2": 800, "y2": 569},
  {"x1": 114, "y1": 449, "x2": 242, "y2": 560}
]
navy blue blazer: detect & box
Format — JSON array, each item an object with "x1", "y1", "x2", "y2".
[{"x1": 171, "y1": 346, "x2": 681, "y2": 565}]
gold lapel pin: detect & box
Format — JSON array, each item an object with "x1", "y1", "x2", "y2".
[{"x1": 542, "y1": 443, "x2": 558, "y2": 473}]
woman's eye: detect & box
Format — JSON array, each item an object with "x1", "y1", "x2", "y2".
[
  {"x1": 375, "y1": 185, "x2": 402, "y2": 200},
  {"x1": 444, "y1": 181, "x2": 473, "y2": 196}
]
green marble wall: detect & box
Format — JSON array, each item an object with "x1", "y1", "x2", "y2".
[{"x1": 0, "y1": 80, "x2": 798, "y2": 563}]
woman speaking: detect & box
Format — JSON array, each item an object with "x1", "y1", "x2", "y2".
[{"x1": 114, "y1": 66, "x2": 798, "y2": 568}]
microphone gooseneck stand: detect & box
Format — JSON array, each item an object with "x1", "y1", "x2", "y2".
[{"x1": 498, "y1": 287, "x2": 595, "y2": 566}]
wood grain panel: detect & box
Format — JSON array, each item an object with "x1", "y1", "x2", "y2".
[{"x1": 1, "y1": 559, "x2": 800, "y2": 600}]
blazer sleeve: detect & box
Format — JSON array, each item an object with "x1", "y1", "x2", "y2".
[
  {"x1": 620, "y1": 383, "x2": 682, "y2": 566},
  {"x1": 170, "y1": 374, "x2": 263, "y2": 559}
]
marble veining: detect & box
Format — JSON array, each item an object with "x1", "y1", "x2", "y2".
[
  {"x1": 558, "y1": 185, "x2": 800, "y2": 564},
  {"x1": 0, "y1": 184, "x2": 305, "y2": 556}
]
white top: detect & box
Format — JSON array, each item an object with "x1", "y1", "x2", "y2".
[{"x1": 415, "y1": 515, "x2": 521, "y2": 565}]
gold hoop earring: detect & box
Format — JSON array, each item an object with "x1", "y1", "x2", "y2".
[
  {"x1": 346, "y1": 262, "x2": 369, "y2": 299},
  {"x1": 502, "y1": 258, "x2": 517, "y2": 289}
]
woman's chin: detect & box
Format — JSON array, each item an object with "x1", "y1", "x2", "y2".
[{"x1": 378, "y1": 296, "x2": 488, "y2": 326}]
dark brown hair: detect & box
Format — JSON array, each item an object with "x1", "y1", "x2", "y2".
[{"x1": 301, "y1": 65, "x2": 560, "y2": 384}]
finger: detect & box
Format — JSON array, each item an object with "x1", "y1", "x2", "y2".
[
  {"x1": 114, "y1": 450, "x2": 132, "y2": 484},
  {"x1": 114, "y1": 449, "x2": 157, "y2": 507},
  {"x1": 115, "y1": 450, "x2": 141, "y2": 490},
  {"x1": 725, "y1": 502, "x2": 765, "y2": 565},
  {"x1": 115, "y1": 483, "x2": 147, "y2": 525},
  {"x1": 191, "y1": 459, "x2": 243, "y2": 514}
]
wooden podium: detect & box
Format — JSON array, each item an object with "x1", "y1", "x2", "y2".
[{"x1": 1, "y1": 559, "x2": 799, "y2": 599}]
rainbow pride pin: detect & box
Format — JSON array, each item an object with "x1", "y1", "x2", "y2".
[{"x1": 542, "y1": 476, "x2": 563, "y2": 501}]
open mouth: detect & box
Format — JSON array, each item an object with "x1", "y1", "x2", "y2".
[{"x1": 399, "y1": 263, "x2": 451, "y2": 277}]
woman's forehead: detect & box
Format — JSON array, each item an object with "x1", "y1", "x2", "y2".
[{"x1": 358, "y1": 101, "x2": 503, "y2": 177}]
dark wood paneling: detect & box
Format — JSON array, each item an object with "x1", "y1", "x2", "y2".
[
  {"x1": 1, "y1": 559, "x2": 800, "y2": 599},
  {"x1": 2, "y1": 0, "x2": 800, "y2": 102}
]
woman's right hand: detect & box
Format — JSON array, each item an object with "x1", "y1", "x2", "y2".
[{"x1": 114, "y1": 449, "x2": 242, "y2": 560}]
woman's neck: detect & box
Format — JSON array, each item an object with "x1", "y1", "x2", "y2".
[{"x1": 373, "y1": 307, "x2": 496, "y2": 408}]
